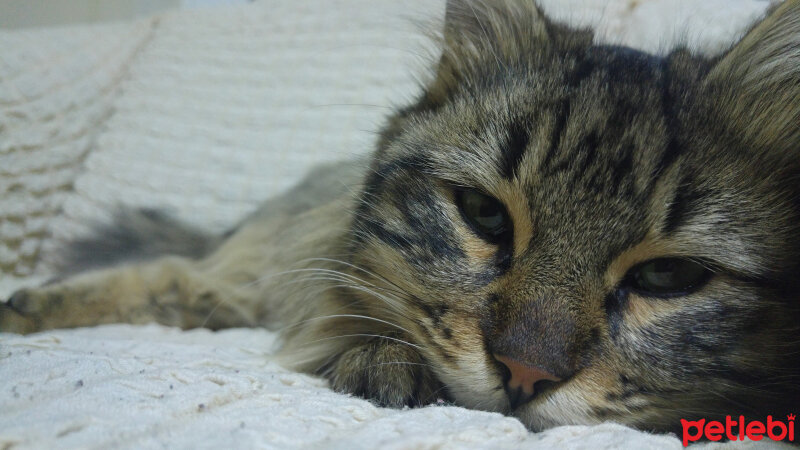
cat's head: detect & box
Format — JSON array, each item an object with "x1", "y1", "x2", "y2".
[{"x1": 350, "y1": 0, "x2": 800, "y2": 433}]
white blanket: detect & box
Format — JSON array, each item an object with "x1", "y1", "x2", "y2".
[
  {"x1": 0, "y1": 0, "x2": 784, "y2": 448},
  {"x1": 2, "y1": 324, "x2": 786, "y2": 449}
]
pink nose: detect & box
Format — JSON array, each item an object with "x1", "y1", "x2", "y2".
[{"x1": 494, "y1": 354, "x2": 562, "y2": 408}]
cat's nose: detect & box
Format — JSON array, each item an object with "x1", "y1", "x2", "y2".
[{"x1": 493, "y1": 354, "x2": 562, "y2": 409}]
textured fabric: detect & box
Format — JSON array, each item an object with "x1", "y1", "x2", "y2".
[
  {"x1": 1, "y1": 324, "x2": 790, "y2": 449},
  {"x1": 0, "y1": 20, "x2": 156, "y2": 278},
  {"x1": 0, "y1": 1, "x2": 781, "y2": 448},
  {"x1": 40, "y1": 0, "x2": 445, "y2": 275}
]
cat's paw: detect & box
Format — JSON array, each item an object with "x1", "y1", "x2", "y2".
[
  {"x1": 0, "y1": 284, "x2": 99, "y2": 334},
  {"x1": 329, "y1": 337, "x2": 446, "y2": 407},
  {"x1": 0, "y1": 289, "x2": 44, "y2": 334}
]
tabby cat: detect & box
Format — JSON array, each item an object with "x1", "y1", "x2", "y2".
[{"x1": 3, "y1": 0, "x2": 800, "y2": 437}]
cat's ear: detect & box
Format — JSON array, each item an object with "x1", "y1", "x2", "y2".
[
  {"x1": 442, "y1": 0, "x2": 550, "y2": 46},
  {"x1": 704, "y1": 0, "x2": 800, "y2": 155},
  {"x1": 423, "y1": 0, "x2": 555, "y2": 107}
]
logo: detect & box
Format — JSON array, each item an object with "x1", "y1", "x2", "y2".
[{"x1": 681, "y1": 414, "x2": 795, "y2": 446}]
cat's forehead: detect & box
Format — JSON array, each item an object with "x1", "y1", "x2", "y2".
[{"x1": 406, "y1": 44, "x2": 685, "y2": 201}]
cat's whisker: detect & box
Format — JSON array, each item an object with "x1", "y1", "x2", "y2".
[
  {"x1": 300, "y1": 333, "x2": 423, "y2": 350},
  {"x1": 261, "y1": 269, "x2": 417, "y2": 326},
  {"x1": 261, "y1": 265, "x2": 420, "y2": 330},
  {"x1": 277, "y1": 314, "x2": 414, "y2": 336},
  {"x1": 224, "y1": 264, "x2": 409, "y2": 311},
  {"x1": 299, "y1": 257, "x2": 414, "y2": 295},
  {"x1": 286, "y1": 260, "x2": 412, "y2": 300},
  {"x1": 425, "y1": 384, "x2": 454, "y2": 402},
  {"x1": 266, "y1": 267, "x2": 379, "y2": 288},
  {"x1": 199, "y1": 266, "x2": 383, "y2": 327},
  {"x1": 296, "y1": 256, "x2": 433, "y2": 322},
  {"x1": 361, "y1": 361, "x2": 435, "y2": 370},
  {"x1": 195, "y1": 291, "x2": 252, "y2": 329},
  {"x1": 294, "y1": 279, "x2": 414, "y2": 321},
  {"x1": 284, "y1": 340, "x2": 427, "y2": 372}
]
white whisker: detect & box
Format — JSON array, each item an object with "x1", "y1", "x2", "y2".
[
  {"x1": 301, "y1": 333, "x2": 423, "y2": 350},
  {"x1": 277, "y1": 313, "x2": 414, "y2": 336}
]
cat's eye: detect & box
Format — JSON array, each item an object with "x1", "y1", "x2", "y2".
[
  {"x1": 455, "y1": 189, "x2": 511, "y2": 243},
  {"x1": 627, "y1": 258, "x2": 711, "y2": 297}
]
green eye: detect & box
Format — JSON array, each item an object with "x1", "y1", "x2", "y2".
[
  {"x1": 628, "y1": 258, "x2": 711, "y2": 296},
  {"x1": 455, "y1": 189, "x2": 511, "y2": 243}
]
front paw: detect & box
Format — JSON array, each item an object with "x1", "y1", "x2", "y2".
[
  {"x1": 0, "y1": 290, "x2": 42, "y2": 334},
  {"x1": 1, "y1": 285, "x2": 79, "y2": 334},
  {"x1": 329, "y1": 337, "x2": 446, "y2": 407}
]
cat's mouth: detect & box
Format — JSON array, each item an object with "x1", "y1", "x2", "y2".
[
  {"x1": 505, "y1": 379, "x2": 564, "y2": 411},
  {"x1": 492, "y1": 355, "x2": 570, "y2": 411}
]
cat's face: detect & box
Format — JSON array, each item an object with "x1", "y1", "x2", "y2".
[{"x1": 349, "y1": 0, "x2": 800, "y2": 433}]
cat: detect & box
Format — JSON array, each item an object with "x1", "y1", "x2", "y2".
[{"x1": 2, "y1": 0, "x2": 800, "y2": 437}]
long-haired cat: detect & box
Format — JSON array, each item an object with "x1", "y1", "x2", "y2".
[{"x1": 2, "y1": 0, "x2": 799, "y2": 437}]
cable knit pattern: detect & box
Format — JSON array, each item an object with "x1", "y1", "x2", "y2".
[
  {"x1": 40, "y1": 1, "x2": 444, "y2": 275},
  {"x1": 0, "y1": 19, "x2": 156, "y2": 278}
]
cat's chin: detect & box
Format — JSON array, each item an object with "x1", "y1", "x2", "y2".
[
  {"x1": 432, "y1": 355, "x2": 603, "y2": 430},
  {"x1": 446, "y1": 367, "x2": 616, "y2": 431},
  {"x1": 439, "y1": 373, "x2": 598, "y2": 431},
  {"x1": 514, "y1": 389, "x2": 604, "y2": 432}
]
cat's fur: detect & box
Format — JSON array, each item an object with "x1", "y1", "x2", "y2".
[{"x1": 2, "y1": 0, "x2": 800, "y2": 436}]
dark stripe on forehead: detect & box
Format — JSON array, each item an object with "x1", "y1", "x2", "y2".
[
  {"x1": 652, "y1": 57, "x2": 685, "y2": 180},
  {"x1": 540, "y1": 100, "x2": 571, "y2": 170},
  {"x1": 573, "y1": 131, "x2": 600, "y2": 176},
  {"x1": 609, "y1": 142, "x2": 636, "y2": 198},
  {"x1": 662, "y1": 174, "x2": 705, "y2": 235},
  {"x1": 500, "y1": 48, "x2": 599, "y2": 180},
  {"x1": 499, "y1": 118, "x2": 531, "y2": 179},
  {"x1": 555, "y1": 130, "x2": 599, "y2": 181},
  {"x1": 501, "y1": 47, "x2": 597, "y2": 179}
]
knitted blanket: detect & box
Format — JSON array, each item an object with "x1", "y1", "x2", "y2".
[{"x1": 0, "y1": 0, "x2": 782, "y2": 448}]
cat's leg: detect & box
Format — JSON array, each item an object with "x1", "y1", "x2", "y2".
[
  {"x1": 279, "y1": 294, "x2": 447, "y2": 407},
  {"x1": 327, "y1": 336, "x2": 445, "y2": 407},
  {"x1": 0, "y1": 256, "x2": 257, "y2": 334}
]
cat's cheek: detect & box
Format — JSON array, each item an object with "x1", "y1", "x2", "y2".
[
  {"x1": 421, "y1": 327, "x2": 509, "y2": 411},
  {"x1": 427, "y1": 362, "x2": 506, "y2": 411}
]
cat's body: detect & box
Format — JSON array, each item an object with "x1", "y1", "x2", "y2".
[{"x1": 2, "y1": 0, "x2": 800, "y2": 437}]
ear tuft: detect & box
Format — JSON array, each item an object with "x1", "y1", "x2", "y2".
[
  {"x1": 705, "y1": 0, "x2": 800, "y2": 153},
  {"x1": 424, "y1": 0, "x2": 555, "y2": 107}
]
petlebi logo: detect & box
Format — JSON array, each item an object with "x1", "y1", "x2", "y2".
[{"x1": 681, "y1": 414, "x2": 795, "y2": 446}]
